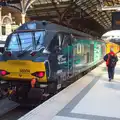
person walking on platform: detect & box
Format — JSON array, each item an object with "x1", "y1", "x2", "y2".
[{"x1": 104, "y1": 48, "x2": 118, "y2": 81}]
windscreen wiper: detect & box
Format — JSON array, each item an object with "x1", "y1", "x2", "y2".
[
  {"x1": 17, "y1": 32, "x2": 34, "y2": 57},
  {"x1": 17, "y1": 32, "x2": 43, "y2": 57},
  {"x1": 36, "y1": 34, "x2": 41, "y2": 46},
  {"x1": 17, "y1": 44, "x2": 32, "y2": 57}
]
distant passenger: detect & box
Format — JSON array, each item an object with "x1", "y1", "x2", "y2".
[{"x1": 104, "y1": 48, "x2": 118, "y2": 81}]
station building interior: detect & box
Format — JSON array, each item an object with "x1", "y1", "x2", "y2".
[
  {"x1": 0, "y1": 0, "x2": 120, "y2": 120},
  {"x1": 0, "y1": 0, "x2": 120, "y2": 39}
]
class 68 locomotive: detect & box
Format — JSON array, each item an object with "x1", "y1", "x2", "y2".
[{"x1": 0, "y1": 21, "x2": 118, "y2": 104}]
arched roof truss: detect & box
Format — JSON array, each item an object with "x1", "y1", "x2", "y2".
[{"x1": 3, "y1": 0, "x2": 120, "y2": 36}]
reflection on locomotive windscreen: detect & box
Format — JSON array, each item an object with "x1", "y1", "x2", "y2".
[{"x1": 7, "y1": 31, "x2": 45, "y2": 51}]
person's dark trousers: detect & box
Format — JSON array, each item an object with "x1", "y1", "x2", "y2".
[{"x1": 108, "y1": 66, "x2": 115, "y2": 81}]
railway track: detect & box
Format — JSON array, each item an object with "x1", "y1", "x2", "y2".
[{"x1": 0, "y1": 106, "x2": 31, "y2": 120}]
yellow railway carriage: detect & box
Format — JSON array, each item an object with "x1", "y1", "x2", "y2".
[{"x1": 106, "y1": 42, "x2": 119, "y2": 54}]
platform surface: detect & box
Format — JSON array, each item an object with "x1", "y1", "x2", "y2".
[{"x1": 19, "y1": 54, "x2": 120, "y2": 120}]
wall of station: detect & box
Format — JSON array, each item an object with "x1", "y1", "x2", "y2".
[{"x1": 0, "y1": 7, "x2": 19, "y2": 41}]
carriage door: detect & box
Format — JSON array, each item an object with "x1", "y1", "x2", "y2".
[{"x1": 60, "y1": 33, "x2": 73, "y2": 78}]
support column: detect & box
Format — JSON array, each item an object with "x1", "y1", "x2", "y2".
[
  {"x1": 0, "y1": 7, "x2": 2, "y2": 36},
  {"x1": 21, "y1": 13, "x2": 26, "y2": 24}
]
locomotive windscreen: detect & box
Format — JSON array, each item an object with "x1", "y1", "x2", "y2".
[{"x1": 7, "y1": 31, "x2": 46, "y2": 51}]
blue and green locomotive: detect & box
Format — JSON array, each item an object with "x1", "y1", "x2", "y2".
[{"x1": 0, "y1": 21, "x2": 106, "y2": 102}]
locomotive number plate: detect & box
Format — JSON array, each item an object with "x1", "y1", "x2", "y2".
[{"x1": 19, "y1": 69, "x2": 30, "y2": 73}]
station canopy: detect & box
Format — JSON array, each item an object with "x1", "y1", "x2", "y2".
[
  {"x1": 2, "y1": 0, "x2": 120, "y2": 37},
  {"x1": 102, "y1": 30, "x2": 120, "y2": 44}
]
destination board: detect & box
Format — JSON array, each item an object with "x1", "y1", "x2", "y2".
[{"x1": 112, "y1": 12, "x2": 120, "y2": 30}]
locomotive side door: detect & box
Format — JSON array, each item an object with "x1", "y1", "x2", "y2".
[
  {"x1": 48, "y1": 33, "x2": 73, "y2": 81},
  {"x1": 48, "y1": 33, "x2": 73, "y2": 89},
  {"x1": 58, "y1": 33, "x2": 73, "y2": 79}
]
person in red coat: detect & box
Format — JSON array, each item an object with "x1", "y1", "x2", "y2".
[{"x1": 104, "y1": 48, "x2": 118, "y2": 81}]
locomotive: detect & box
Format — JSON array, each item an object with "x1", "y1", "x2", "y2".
[{"x1": 0, "y1": 21, "x2": 119, "y2": 103}]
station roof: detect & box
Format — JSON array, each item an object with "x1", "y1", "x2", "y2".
[
  {"x1": 27, "y1": 0, "x2": 111, "y2": 31},
  {"x1": 2, "y1": 0, "x2": 120, "y2": 37}
]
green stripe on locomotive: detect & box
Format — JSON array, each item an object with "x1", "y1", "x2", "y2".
[
  {"x1": 72, "y1": 39, "x2": 103, "y2": 65},
  {"x1": 61, "y1": 46, "x2": 73, "y2": 69},
  {"x1": 59, "y1": 38, "x2": 104, "y2": 70},
  {"x1": 73, "y1": 39, "x2": 91, "y2": 65},
  {"x1": 94, "y1": 41, "x2": 102, "y2": 62}
]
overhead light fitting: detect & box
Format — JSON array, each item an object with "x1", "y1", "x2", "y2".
[{"x1": 97, "y1": 5, "x2": 120, "y2": 11}]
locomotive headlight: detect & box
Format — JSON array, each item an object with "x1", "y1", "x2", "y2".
[
  {"x1": 30, "y1": 51, "x2": 36, "y2": 56},
  {"x1": 5, "y1": 51, "x2": 12, "y2": 57}
]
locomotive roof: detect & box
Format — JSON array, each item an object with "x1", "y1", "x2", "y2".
[{"x1": 15, "y1": 20, "x2": 93, "y2": 38}]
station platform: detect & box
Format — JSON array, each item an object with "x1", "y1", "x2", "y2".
[{"x1": 19, "y1": 54, "x2": 120, "y2": 120}]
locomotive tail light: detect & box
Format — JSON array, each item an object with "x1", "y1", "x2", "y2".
[
  {"x1": 0, "y1": 70, "x2": 10, "y2": 76},
  {"x1": 31, "y1": 71, "x2": 45, "y2": 78},
  {"x1": 6, "y1": 51, "x2": 12, "y2": 56},
  {"x1": 31, "y1": 78, "x2": 36, "y2": 88},
  {"x1": 30, "y1": 51, "x2": 36, "y2": 56}
]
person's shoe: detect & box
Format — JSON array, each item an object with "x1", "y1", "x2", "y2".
[{"x1": 109, "y1": 78, "x2": 111, "y2": 81}]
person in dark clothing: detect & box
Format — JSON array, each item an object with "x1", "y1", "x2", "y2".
[{"x1": 104, "y1": 48, "x2": 118, "y2": 81}]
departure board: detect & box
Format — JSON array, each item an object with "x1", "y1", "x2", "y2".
[{"x1": 112, "y1": 12, "x2": 120, "y2": 30}]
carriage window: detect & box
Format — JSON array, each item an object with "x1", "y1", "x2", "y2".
[{"x1": 7, "y1": 34, "x2": 19, "y2": 51}]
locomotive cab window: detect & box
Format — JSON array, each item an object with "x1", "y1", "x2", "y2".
[
  {"x1": 7, "y1": 34, "x2": 19, "y2": 51},
  {"x1": 35, "y1": 31, "x2": 45, "y2": 50},
  {"x1": 19, "y1": 32, "x2": 33, "y2": 51},
  {"x1": 62, "y1": 34, "x2": 71, "y2": 48},
  {"x1": 7, "y1": 31, "x2": 46, "y2": 52},
  {"x1": 48, "y1": 34, "x2": 59, "y2": 52},
  {"x1": 58, "y1": 33, "x2": 64, "y2": 48}
]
